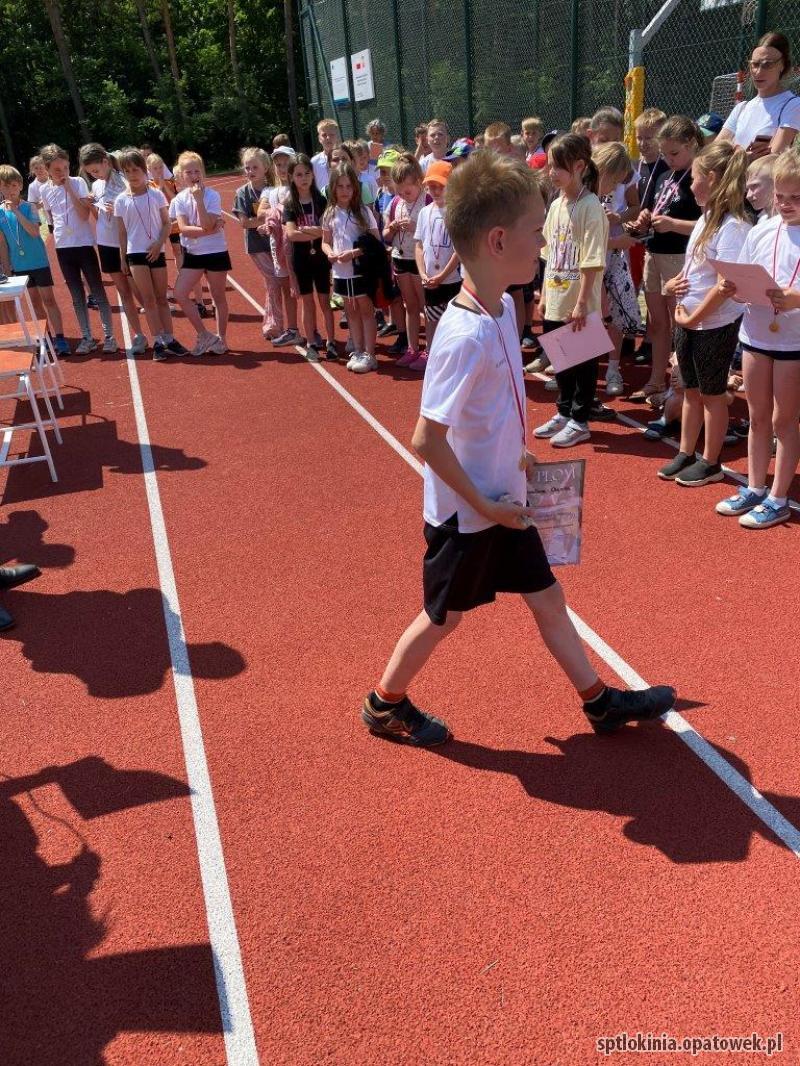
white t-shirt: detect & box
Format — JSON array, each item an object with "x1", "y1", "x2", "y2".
[
  {"x1": 681, "y1": 213, "x2": 752, "y2": 330},
  {"x1": 171, "y1": 186, "x2": 226, "y2": 254},
  {"x1": 40, "y1": 177, "x2": 95, "y2": 248},
  {"x1": 167, "y1": 197, "x2": 185, "y2": 246},
  {"x1": 113, "y1": 187, "x2": 168, "y2": 254},
  {"x1": 739, "y1": 214, "x2": 800, "y2": 351},
  {"x1": 723, "y1": 91, "x2": 800, "y2": 148},
  {"x1": 27, "y1": 177, "x2": 45, "y2": 207},
  {"x1": 325, "y1": 205, "x2": 378, "y2": 279},
  {"x1": 389, "y1": 192, "x2": 427, "y2": 259},
  {"x1": 359, "y1": 168, "x2": 379, "y2": 201},
  {"x1": 259, "y1": 185, "x2": 291, "y2": 277},
  {"x1": 148, "y1": 163, "x2": 173, "y2": 180},
  {"x1": 421, "y1": 294, "x2": 526, "y2": 533},
  {"x1": 311, "y1": 151, "x2": 331, "y2": 193},
  {"x1": 91, "y1": 172, "x2": 128, "y2": 248},
  {"x1": 414, "y1": 203, "x2": 460, "y2": 284}
]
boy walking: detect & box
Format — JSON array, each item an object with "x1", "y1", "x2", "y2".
[{"x1": 361, "y1": 152, "x2": 675, "y2": 745}]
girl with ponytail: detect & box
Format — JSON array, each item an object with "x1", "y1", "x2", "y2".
[
  {"x1": 532, "y1": 133, "x2": 609, "y2": 449},
  {"x1": 658, "y1": 142, "x2": 751, "y2": 486}
]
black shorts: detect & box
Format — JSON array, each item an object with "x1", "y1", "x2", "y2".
[
  {"x1": 742, "y1": 343, "x2": 800, "y2": 361},
  {"x1": 293, "y1": 251, "x2": 331, "y2": 296},
  {"x1": 169, "y1": 233, "x2": 181, "y2": 245},
  {"x1": 15, "y1": 265, "x2": 54, "y2": 288},
  {"x1": 98, "y1": 244, "x2": 122, "y2": 274},
  {"x1": 422, "y1": 513, "x2": 556, "y2": 625},
  {"x1": 181, "y1": 250, "x2": 232, "y2": 272},
  {"x1": 333, "y1": 275, "x2": 370, "y2": 299},
  {"x1": 393, "y1": 256, "x2": 419, "y2": 276},
  {"x1": 674, "y1": 318, "x2": 741, "y2": 394},
  {"x1": 127, "y1": 252, "x2": 167, "y2": 269},
  {"x1": 506, "y1": 280, "x2": 536, "y2": 302}
]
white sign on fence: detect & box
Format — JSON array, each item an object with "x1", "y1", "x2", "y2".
[
  {"x1": 351, "y1": 49, "x2": 375, "y2": 102},
  {"x1": 331, "y1": 56, "x2": 350, "y2": 105}
]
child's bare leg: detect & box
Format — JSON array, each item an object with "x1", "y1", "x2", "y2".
[
  {"x1": 379, "y1": 609, "x2": 462, "y2": 695},
  {"x1": 522, "y1": 582, "x2": 598, "y2": 691}
]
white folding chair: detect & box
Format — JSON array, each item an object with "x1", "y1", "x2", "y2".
[{"x1": 0, "y1": 346, "x2": 62, "y2": 482}]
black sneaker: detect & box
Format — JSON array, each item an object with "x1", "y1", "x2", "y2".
[
  {"x1": 387, "y1": 334, "x2": 408, "y2": 356},
  {"x1": 588, "y1": 402, "x2": 616, "y2": 423},
  {"x1": 732, "y1": 418, "x2": 749, "y2": 439},
  {"x1": 153, "y1": 341, "x2": 168, "y2": 362},
  {"x1": 86, "y1": 293, "x2": 99, "y2": 310},
  {"x1": 675, "y1": 458, "x2": 724, "y2": 486},
  {"x1": 197, "y1": 302, "x2": 211, "y2": 319},
  {"x1": 620, "y1": 335, "x2": 636, "y2": 359},
  {"x1": 326, "y1": 340, "x2": 339, "y2": 361},
  {"x1": 658, "y1": 451, "x2": 694, "y2": 480},
  {"x1": 166, "y1": 338, "x2": 190, "y2": 356},
  {"x1": 361, "y1": 692, "x2": 451, "y2": 746},
  {"x1": 643, "y1": 418, "x2": 679, "y2": 441},
  {"x1": 584, "y1": 685, "x2": 676, "y2": 734},
  {"x1": 635, "y1": 340, "x2": 652, "y2": 365},
  {"x1": 377, "y1": 322, "x2": 399, "y2": 338}
]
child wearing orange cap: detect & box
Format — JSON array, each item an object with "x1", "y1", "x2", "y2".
[{"x1": 414, "y1": 160, "x2": 461, "y2": 347}]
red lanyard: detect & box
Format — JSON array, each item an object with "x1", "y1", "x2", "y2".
[
  {"x1": 461, "y1": 283, "x2": 526, "y2": 455},
  {"x1": 771, "y1": 222, "x2": 800, "y2": 289}
]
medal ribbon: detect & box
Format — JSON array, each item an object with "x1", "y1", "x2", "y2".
[{"x1": 770, "y1": 222, "x2": 800, "y2": 328}]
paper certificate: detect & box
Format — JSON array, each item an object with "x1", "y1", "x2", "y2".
[
  {"x1": 705, "y1": 258, "x2": 777, "y2": 308},
  {"x1": 526, "y1": 460, "x2": 585, "y2": 566},
  {"x1": 537, "y1": 312, "x2": 614, "y2": 372}
]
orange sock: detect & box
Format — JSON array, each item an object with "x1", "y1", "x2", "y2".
[
  {"x1": 376, "y1": 685, "x2": 405, "y2": 704},
  {"x1": 579, "y1": 679, "x2": 606, "y2": 703}
]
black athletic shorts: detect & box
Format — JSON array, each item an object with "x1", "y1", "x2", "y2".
[
  {"x1": 169, "y1": 233, "x2": 181, "y2": 245},
  {"x1": 393, "y1": 256, "x2": 419, "y2": 276},
  {"x1": 422, "y1": 512, "x2": 556, "y2": 625},
  {"x1": 98, "y1": 244, "x2": 122, "y2": 274},
  {"x1": 127, "y1": 252, "x2": 167, "y2": 270},
  {"x1": 423, "y1": 280, "x2": 462, "y2": 308},
  {"x1": 181, "y1": 250, "x2": 232, "y2": 272},
  {"x1": 15, "y1": 265, "x2": 54, "y2": 288},
  {"x1": 742, "y1": 343, "x2": 800, "y2": 361},
  {"x1": 293, "y1": 251, "x2": 331, "y2": 296},
  {"x1": 333, "y1": 275, "x2": 370, "y2": 299},
  {"x1": 674, "y1": 318, "x2": 741, "y2": 394}
]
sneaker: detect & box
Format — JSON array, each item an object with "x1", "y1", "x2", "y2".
[
  {"x1": 732, "y1": 418, "x2": 750, "y2": 439},
  {"x1": 305, "y1": 343, "x2": 321, "y2": 362},
  {"x1": 339, "y1": 315, "x2": 348, "y2": 330},
  {"x1": 166, "y1": 338, "x2": 190, "y2": 356},
  {"x1": 588, "y1": 402, "x2": 617, "y2": 423},
  {"x1": 352, "y1": 352, "x2": 379, "y2": 374},
  {"x1": 543, "y1": 363, "x2": 556, "y2": 376},
  {"x1": 346, "y1": 351, "x2": 362, "y2": 371},
  {"x1": 544, "y1": 378, "x2": 560, "y2": 391},
  {"x1": 387, "y1": 335, "x2": 408, "y2": 356},
  {"x1": 377, "y1": 321, "x2": 399, "y2": 338},
  {"x1": 75, "y1": 338, "x2": 97, "y2": 355},
  {"x1": 605, "y1": 367, "x2": 624, "y2": 396},
  {"x1": 675, "y1": 458, "x2": 725, "y2": 486},
  {"x1": 738, "y1": 498, "x2": 792, "y2": 529},
  {"x1": 102, "y1": 335, "x2": 118, "y2": 354},
  {"x1": 325, "y1": 340, "x2": 339, "y2": 361},
  {"x1": 209, "y1": 337, "x2": 228, "y2": 356},
  {"x1": 584, "y1": 684, "x2": 676, "y2": 735},
  {"x1": 533, "y1": 413, "x2": 568, "y2": 439},
  {"x1": 191, "y1": 331, "x2": 219, "y2": 357},
  {"x1": 131, "y1": 333, "x2": 148, "y2": 355},
  {"x1": 525, "y1": 353, "x2": 550, "y2": 374},
  {"x1": 521, "y1": 328, "x2": 538, "y2": 350},
  {"x1": 634, "y1": 340, "x2": 652, "y2": 365},
  {"x1": 197, "y1": 302, "x2": 211, "y2": 319},
  {"x1": 397, "y1": 347, "x2": 419, "y2": 368},
  {"x1": 722, "y1": 427, "x2": 739, "y2": 446},
  {"x1": 716, "y1": 486, "x2": 766, "y2": 516},
  {"x1": 408, "y1": 352, "x2": 428, "y2": 372},
  {"x1": 313, "y1": 331, "x2": 324, "y2": 348},
  {"x1": 362, "y1": 692, "x2": 450, "y2": 746},
  {"x1": 551, "y1": 419, "x2": 591, "y2": 448},
  {"x1": 272, "y1": 329, "x2": 299, "y2": 347},
  {"x1": 86, "y1": 293, "x2": 99, "y2": 310},
  {"x1": 53, "y1": 335, "x2": 71, "y2": 356},
  {"x1": 657, "y1": 451, "x2": 695, "y2": 480},
  {"x1": 643, "y1": 418, "x2": 679, "y2": 441},
  {"x1": 153, "y1": 341, "x2": 168, "y2": 362}
]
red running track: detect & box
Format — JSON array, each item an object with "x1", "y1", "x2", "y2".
[{"x1": 1, "y1": 172, "x2": 799, "y2": 1065}]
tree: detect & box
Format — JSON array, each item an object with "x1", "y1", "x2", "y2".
[
  {"x1": 41, "y1": 0, "x2": 91, "y2": 141},
  {"x1": 160, "y1": 0, "x2": 186, "y2": 126},
  {"x1": 134, "y1": 0, "x2": 163, "y2": 83}
]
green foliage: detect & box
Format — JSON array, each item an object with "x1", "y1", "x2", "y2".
[{"x1": 0, "y1": 0, "x2": 300, "y2": 170}]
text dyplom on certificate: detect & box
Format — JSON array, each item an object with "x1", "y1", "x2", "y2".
[{"x1": 527, "y1": 460, "x2": 586, "y2": 566}]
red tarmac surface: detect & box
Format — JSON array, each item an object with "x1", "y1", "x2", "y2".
[{"x1": 1, "y1": 173, "x2": 799, "y2": 1065}]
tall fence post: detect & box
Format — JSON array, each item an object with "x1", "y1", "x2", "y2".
[
  {"x1": 569, "y1": 0, "x2": 579, "y2": 121},
  {"x1": 340, "y1": 0, "x2": 358, "y2": 137},
  {"x1": 464, "y1": 0, "x2": 475, "y2": 136},
  {"x1": 755, "y1": 0, "x2": 767, "y2": 40},
  {"x1": 531, "y1": 0, "x2": 540, "y2": 114},
  {"x1": 391, "y1": 0, "x2": 407, "y2": 145}
]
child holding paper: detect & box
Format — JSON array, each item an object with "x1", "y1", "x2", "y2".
[
  {"x1": 657, "y1": 141, "x2": 751, "y2": 486},
  {"x1": 716, "y1": 147, "x2": 800, "y2": 528},
  {"x1": 360, "y1": 151, "x2": 675, "y2": 746},
  {"x1": 533, "y1": 134, "x2": 608, "y2": 448}
]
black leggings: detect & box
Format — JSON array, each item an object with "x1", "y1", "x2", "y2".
[
  {"x1": 55, "y1": 245, "x2": 114, "y2": 339},
  {"x1": 543, "y1": 318, "x2": 601, "y2": 425}
]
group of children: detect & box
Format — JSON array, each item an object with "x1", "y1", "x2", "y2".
[{"x1": 0, "y1": 143, "x2": 230, "y2": 359}]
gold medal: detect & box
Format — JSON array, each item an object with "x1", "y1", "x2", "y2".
[{"x1": 769, "y1": 319, "x2": 780, "y2": 333}]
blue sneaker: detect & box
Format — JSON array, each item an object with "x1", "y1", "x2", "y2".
[
  {"x1": 738, "y1": 498, "x2": 792, "y2": 529},
  {"x1": 715, "y1": 486, "x2": 766, "y2": 517},
  {"x1": 53, "y1": 335, "x2": 71, "y2": 356}
]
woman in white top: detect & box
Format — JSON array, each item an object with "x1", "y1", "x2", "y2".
[
  {"x1": 660, "y1": 142, "x2": 751, "y2": 487},
  {"x1": 719, "y1": 32, "x2": 800, "y2": 158},
  {"x1": 80, "y1": 143, "x2": 147, "y2": 354}
]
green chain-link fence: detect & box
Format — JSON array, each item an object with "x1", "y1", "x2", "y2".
[{"x1": 299, "y1": 0, "x2": 800, "y2": 147}]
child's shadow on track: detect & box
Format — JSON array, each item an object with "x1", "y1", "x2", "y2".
[{"x1": 429, "y1": 723, "x2": 799, "y2": 864}]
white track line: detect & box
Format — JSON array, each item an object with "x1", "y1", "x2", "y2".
[
  {"x1": 117, "y1": 306, "x2": 259, "y2": 1062},
  {"x1": 226, "y1": 270, "x2": 800, "y2": 859}
]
